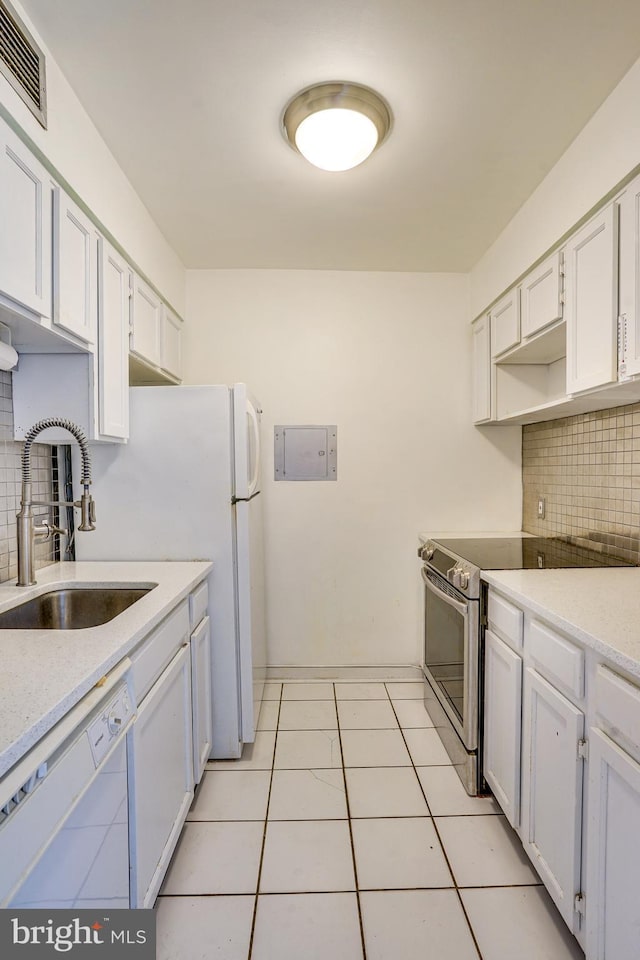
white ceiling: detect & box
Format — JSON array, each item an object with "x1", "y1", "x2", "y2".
[{"x1": 19, "y1": 0, "x2": 640, "y2": 272}]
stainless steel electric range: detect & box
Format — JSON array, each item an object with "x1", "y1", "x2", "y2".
[{"x1": 418, "y1": 534, "x2": 634, "y2": 796}]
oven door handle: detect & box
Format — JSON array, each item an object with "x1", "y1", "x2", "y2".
[{"x1": 421, "y1": 566, "x2": 468, "y2": 616}]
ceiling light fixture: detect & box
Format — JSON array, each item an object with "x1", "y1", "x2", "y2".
[{"x1": 282, "y1": 81, "x2": 392, "y2": 172}]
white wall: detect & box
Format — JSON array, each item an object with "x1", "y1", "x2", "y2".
[
  {"x1": 184, "y1": 270, "x2": 522, "y2": 669},
  {"x1": 0, "y1": 1, "x2": 185, "y2": 313},
  {"x1": 471, "y1": 56, "x2": 640, "y2": 318}
]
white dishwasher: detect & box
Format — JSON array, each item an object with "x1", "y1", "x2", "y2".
[{"x1": 0, "y1": 660, "x2": 135, "y2": 908}]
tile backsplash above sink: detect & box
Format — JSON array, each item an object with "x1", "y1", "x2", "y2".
[
  {"x1": 0, "y1": 371, "x2": 56, "y2": 583},
  {"x1": 523, "y1": 402, "x2": 640, "y2": 563}
]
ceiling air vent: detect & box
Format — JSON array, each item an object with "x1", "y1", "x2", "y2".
[{"x1": 0, "y1": 0, "x2": 46, "y2": 128}]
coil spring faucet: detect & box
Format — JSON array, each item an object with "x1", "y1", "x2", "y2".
[{"x1": 16, "y1": 418, "x2": 96, "y2": 586}]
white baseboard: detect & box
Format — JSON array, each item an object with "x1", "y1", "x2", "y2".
[{"x1": 266, "y1": 664, "x2": 423, "y2": 681}]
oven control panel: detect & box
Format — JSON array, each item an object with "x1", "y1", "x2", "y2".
[
  {"x1": 419, "y1": 540, "x2": 479, "y2": 599},
  {"x1": 449, "y1": 563, "x2": 470, "y2": 590}
]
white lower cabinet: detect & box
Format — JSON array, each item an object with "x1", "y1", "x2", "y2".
[
  {"x1": 191, "y1": 615, "x2": 213, "y2": 784},
  {"x1": 586, "y1": 728, "x2": 640, "y2": 959},
  {"x1": 483, "y1": 628, "x2": 522, "y2": 828},
  {"x1": 520, "y1": 667, "x2": 585, "y2": 933},
  {"x1": 128, "y1": 643, "x2": 194, "y2": 908},
  {"x1": 482, "y1": 586, "x2": 640, "y2": 956}
]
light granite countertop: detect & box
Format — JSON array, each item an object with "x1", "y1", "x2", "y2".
[
  {"x1": 482, "y1": 567, "x2": 640, "y2": 681},
  {"x1": 0, "y1": 560, "x2": 212, "y2": 779}
]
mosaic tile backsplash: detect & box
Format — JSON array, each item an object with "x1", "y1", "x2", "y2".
[
  {"x1": 522, "y1": 402, "x2": 640, "y2": 563},
  {"x1": 0, "y1": 370, "x2": 56, "y2": 583}
]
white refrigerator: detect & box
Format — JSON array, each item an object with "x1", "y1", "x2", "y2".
[{"x1": 73, "y1": 383, "x2": 267, "y2": 759}]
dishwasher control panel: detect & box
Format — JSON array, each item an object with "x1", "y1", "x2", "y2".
[{"x1": 87, "y1": 683, "x2": 133, "y2": 767}]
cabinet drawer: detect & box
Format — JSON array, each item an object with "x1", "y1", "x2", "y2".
[
  {"x1": 595, "y1": 664, "x2": 640, "y2": 759},
  {"x1": 490, "y1": 288, "x2": 520, "y2": 358},
  {"x1": 189, "y1": 579, "x2": 209, "y2": 630},
  {"x1": 487, "y1": 591, "x2": 523, "y2": 650},
  {"x1": 527, "y1": 619, "x2": 584, "y2": 701},
  {"x1": 130, "y1": 600, "x2": 190, "y2": 702}
]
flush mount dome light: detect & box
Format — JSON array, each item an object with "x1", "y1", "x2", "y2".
[{"x1": 282, "y1": 81, "x2": 392, "y2": 172}]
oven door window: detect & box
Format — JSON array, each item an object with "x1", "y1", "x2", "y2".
[{"x1": 424, "y1": 573, "x2": 466, "y2": 725}]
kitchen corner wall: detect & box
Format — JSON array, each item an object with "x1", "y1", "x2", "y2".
[
  {"x1": 522, "y1": 402, "x2": 640, "y2": 562},
  {"x1": 184, "y1": 269, "x2": 522, "y2": 671},
  {"x1": 0, "y1": 371, "x2": 55, "y2": 582}
]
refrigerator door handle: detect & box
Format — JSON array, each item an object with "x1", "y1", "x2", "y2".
[{"x1": 247, "y1": 401, "x2": 261, "y2": 498}]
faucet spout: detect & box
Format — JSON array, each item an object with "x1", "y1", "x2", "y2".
[{"x1": 17, "y1": 418, "x2": 96, "y2": 586}]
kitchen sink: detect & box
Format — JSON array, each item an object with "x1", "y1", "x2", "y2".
[{"x1": 0, "y1": 586, "x2": 154, "y2": 630}]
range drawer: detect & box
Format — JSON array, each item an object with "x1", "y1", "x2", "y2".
[
  {"x1": 527, "y1": 619, "x2": 585, "y2": 702},
  {"x1": 130, "y1": 600, "x2": 190, "y2": 702}
]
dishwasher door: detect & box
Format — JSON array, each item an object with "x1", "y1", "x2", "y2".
[
  {"x1": 0, "y1": 665, "x2": 134, "y2": 909},
  {"x1": 9, "y1": 737, "x2": 129, "y2": 908}
]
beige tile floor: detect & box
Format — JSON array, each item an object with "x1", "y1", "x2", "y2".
[{"x1": 156, "y1": 680, "x2": 585, "y2": 960}]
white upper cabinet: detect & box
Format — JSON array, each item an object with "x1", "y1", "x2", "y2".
[
  {"x1": 129, "y1": 274, "x2": 183, "y2": 385},
  {"x1": 618, "y1": 173, "x2": 640, "y2": 380},
  {"x1": 490, "y1": 287, "x2": 520, "y2": 358},
  {"x1": 130, "y1": 273, "x2": 163, "y2": 368},
  {"x1": 98, "y1": 239, "x2": 130, "y2": 440},
  {"x1": 471, "y1": 314, "x2": 492, "y2": 423},
  {"x1": 162, "y1": 305, "x2": 183, "y2": 381},
  {"x1": 53, "y1": 186, "x2": 97, "y2": 345},
  {"x1": 564, "y1": 203, "x2": 619, "y2": 395},
  {"x1": 520, "y1": 251, "x2": 563, "y2": 340},
  {"x1": 0, "y1": 121, "x2": 52, "y2": 318}
]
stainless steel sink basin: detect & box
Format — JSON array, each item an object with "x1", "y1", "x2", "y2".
[{"x1": 0, "y1": 586, "x2": 154, "y2": 630}]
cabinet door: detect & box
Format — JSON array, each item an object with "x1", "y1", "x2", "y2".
[
  {"x1": 618, "y1": 174, "x2": 640, "y2": 379},
  {"x1": 490, "y1": 287, "x2": 520, "y2": 358},
  {"x1": 483, "y1": 629, "x2": 522, "y2": 828},
  {"x1": 191, "y1": 615, "x2": 213, "y2": 784},
  {"x1": 564, "y1": 203, "x2": 618, "y2": 395},
  {"x1": 586, "y1": 728, "x2": 640, "y2": 960},
  {"x1": 53, "y1": 186, "x2": 97, "y2": 344},
  {"x1": 520, "y1": 251, "x2": 563, "y2": 340},
  {"x1": 98, "y1": 239, "x2": 130, "y2": 440},
  {"x1": 472, "y1": 314, "x2": 492, "y2": 423},
  {"x1": 521, "y1": 667, "x2": 584, "y2": 932},
  {"x1": 161, "y1": 305, "x2": 182, "y2": 381},
  {"x1": 0, "y1": 121, "x2": 51, "y2": 317},
  {"x1": 129, "y1": 644, "x2": 193, "y2": 908},
  {"x1": 130, "y1": 274, "x2": 162, "y2": 368}
]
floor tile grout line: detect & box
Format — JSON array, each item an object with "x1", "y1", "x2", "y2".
[
  {"x1": 333, "y1": 680, "x2": 368, "y2": 960},
  {"x1": 246, "y1": 684, "x2": 282, "y2": 960},
  {"x1": 156, "y1": 878, "x2": 544, "y2": 901},
  {"x1": 386, "y1": 683, "x2": 486, "y2": 960}
]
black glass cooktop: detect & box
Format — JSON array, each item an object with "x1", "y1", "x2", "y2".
[{"x1": 433, "y1": 536, "x2": 635, "y2": 570}]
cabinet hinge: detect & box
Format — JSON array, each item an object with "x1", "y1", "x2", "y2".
[
  {"x1": 574, "y1": 893, "x2": 585, "y2": 916},
  {"x1": 577, "y1": 738, "x2": 589, "y2": 761}
]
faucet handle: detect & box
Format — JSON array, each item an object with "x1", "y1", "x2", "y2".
[
  {"x1": 34, "y1": 521, "x2": 68, "y2": 540},
  {"x1": 77, "y1": 492, "x2": 96, "y2": 532}
]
